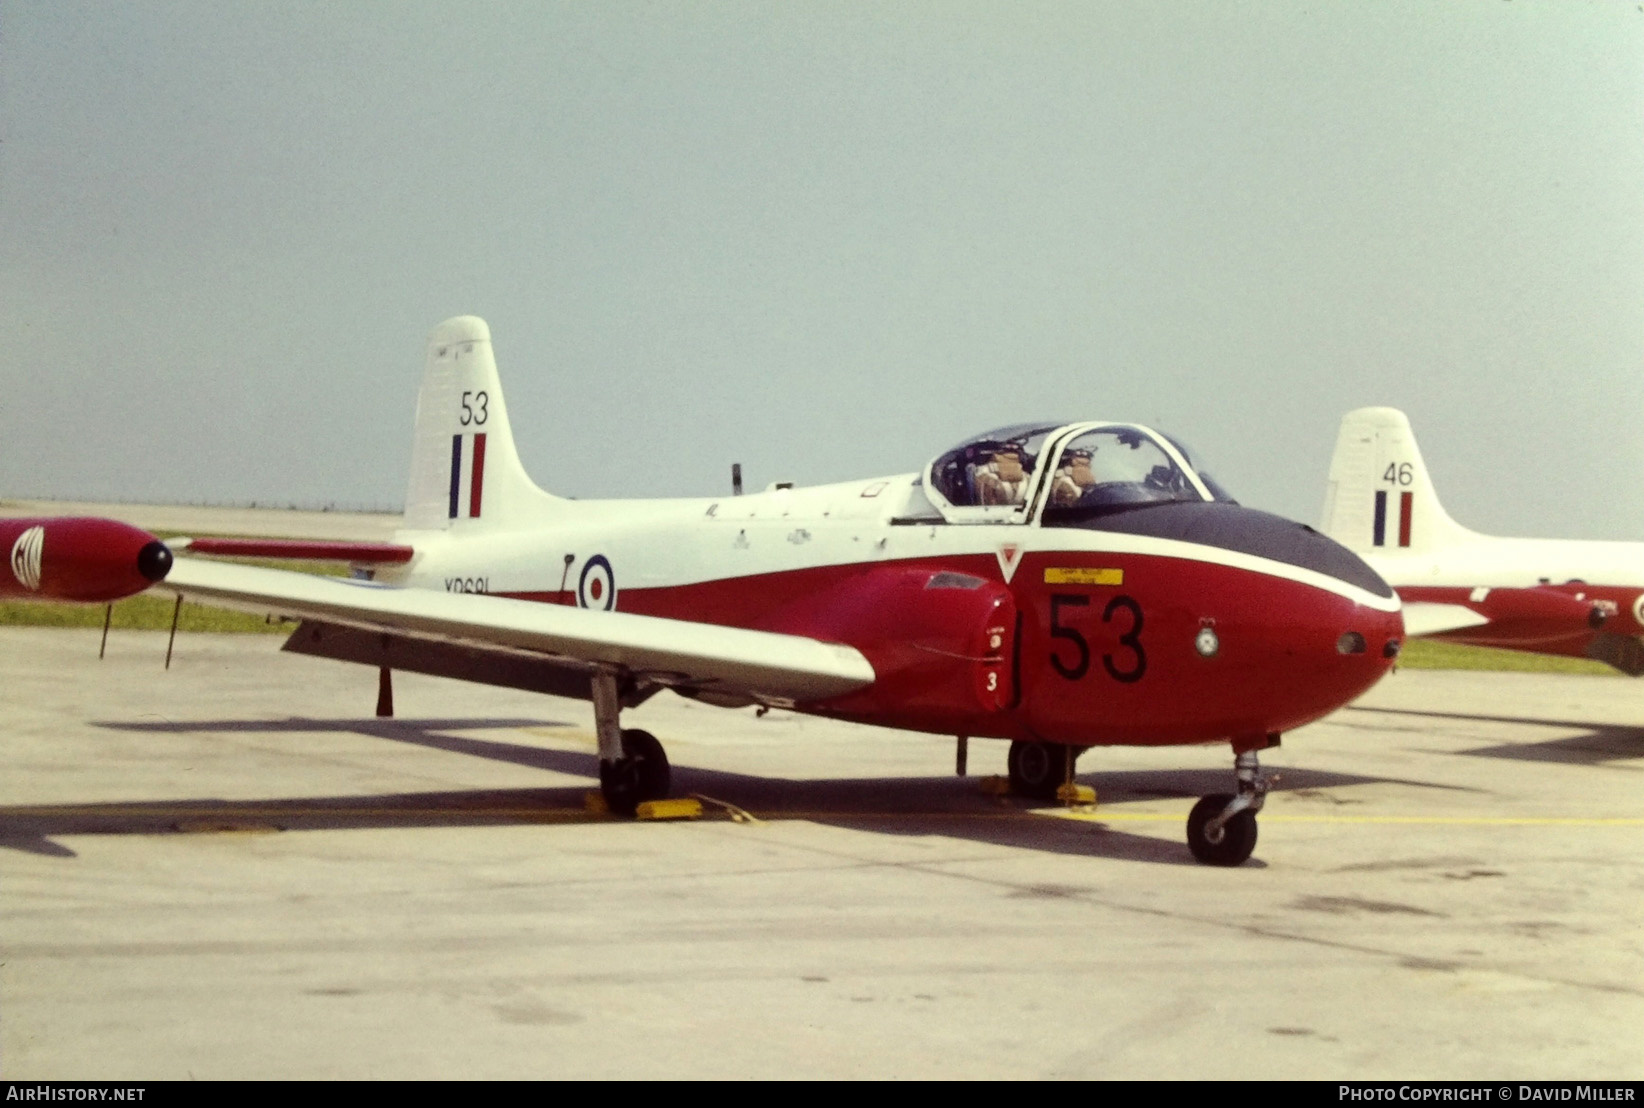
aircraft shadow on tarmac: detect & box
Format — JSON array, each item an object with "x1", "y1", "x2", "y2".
[
  {"x1": 0, "y1": 715, "x2": 1464, "y2": 864},
  {"x1": 1346, "y1": 706, "x2": 1644, "y2": 767}
]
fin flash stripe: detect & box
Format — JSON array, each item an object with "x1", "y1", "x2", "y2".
[
  {"x1": 448, "y1": 435, "x2": 463, "y2": 519},
  {"x1": 1372, "y1": 490, "x2": 1414, "y2": 548},
  {"x1": 448, "y1": 434, "x2": 489, "y2": 520},
  {"x1": 470, "y1": 433, "x2": 487, "y2": 518}
]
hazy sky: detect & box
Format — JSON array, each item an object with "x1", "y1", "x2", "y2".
[{"x1": 3, "y1": 1, "x2": 1641, "y2": 538}]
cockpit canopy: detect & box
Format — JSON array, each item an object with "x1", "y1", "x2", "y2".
[
  {"x1": 925, "y1": 421, "x2": 1235, "y2": 519},
  {"x1": 928, "y1": 423, "x2": 1062, "y2": 511}
]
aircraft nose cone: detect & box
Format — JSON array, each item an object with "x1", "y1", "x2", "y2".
[
  {"x1": 1367, "y1": 600, "x2": 1404, "y2": 660},
  {"x1": 1336, "y1": 562, "x2": 1403, "y2": 663},
  {"x1": 137, "y1": 540, "x2": 173, "y2": 583}
]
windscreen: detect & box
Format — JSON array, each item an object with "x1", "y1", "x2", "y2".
[
  {"x1": 1042, "y1": 426, "x2": 1209, "y2": 514},
  {"x1": 1159, "y1": 434, "x2": 1237, "y2": 503}
]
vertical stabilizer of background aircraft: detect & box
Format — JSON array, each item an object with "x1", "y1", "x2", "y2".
[
  {"x1": 1318, "y1": 406, "x2": 1644, "y2": 673},
  {"x1": 401, "y1": 315, "x2": 565, "y2": 533},
  {"x1": 1319, "y1": 406, "x2": 1476, "y2": 556}
]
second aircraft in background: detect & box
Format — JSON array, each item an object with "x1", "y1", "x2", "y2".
[{"x1": 1320, "y1": 406, "x2": 1644, "y2": 674}]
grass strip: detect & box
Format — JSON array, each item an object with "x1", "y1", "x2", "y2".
[
  {"x1": 0, "y1": 595, "x2": 289, "y2": 633},
  {"x1": 1396, "y1": 638, "x2": 1615, "y2": 675},
  {"x1": 0, "y1": 555, "x2": 348, "y2": 633}
]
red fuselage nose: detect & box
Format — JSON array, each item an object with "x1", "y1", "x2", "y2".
[
  {"x1": 1011, "y1": 501, "x2": 1405, "y2": 746},
  {"x1": 1193, "y1": 575, "x2": 1404, "y2": 741},
  {"x1": 1006, "y1": 551, "x2": 1402, "y2": 747},
  {"x1": 0, "y1": 517, "x2": 172, "y2": 602}
]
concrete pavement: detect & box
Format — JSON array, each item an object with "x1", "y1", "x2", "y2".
[{"x1": 1, "y1": 627, "x2": 1640, "y2": 1078}]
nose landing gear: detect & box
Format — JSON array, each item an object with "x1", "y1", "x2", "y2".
[{"x1": 1186, "y1": 742, "x2": 1273, "y2": 866}]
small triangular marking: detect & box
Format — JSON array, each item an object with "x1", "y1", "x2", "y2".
[{"x1": 996, "y1": 543, "x2": 1023, "y2": 584}]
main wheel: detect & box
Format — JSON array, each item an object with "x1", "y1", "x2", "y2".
[
  {"x1": 1186, "y1": 793, "x2": 1258, "y2": 866},
  {"x1": 1007, "y1": 740, "x2": 1066, "y2": 800},
  {"x1": 599, "y1": 728, "x2": 672, "y2": 817}
]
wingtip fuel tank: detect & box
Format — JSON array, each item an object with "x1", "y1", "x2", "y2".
[{"x1": 1, "y1": 517, "x2": 172, "y2": 602}]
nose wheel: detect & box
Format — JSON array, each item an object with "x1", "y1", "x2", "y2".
[{"x1": 1186, "y1": 746, "x2": 1270, "y2": 866}]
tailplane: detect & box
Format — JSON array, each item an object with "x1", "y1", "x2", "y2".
[
  {"x1": 1319, "y1": 407, "x2": 1474, "y2": 554},
  {"x1": 402, "y1": 316, "x2": 563, "y2": 532}
]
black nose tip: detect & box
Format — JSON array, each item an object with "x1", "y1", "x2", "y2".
[{"x1": 136, "y1": 541, "x2": 173, "y2": 583}]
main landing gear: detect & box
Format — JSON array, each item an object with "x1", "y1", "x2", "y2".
[
  {"x1": 591, "y1": 670, "x2": 671, "y2": 817},
  {"x1": 1186, "y1": 739, "x2": 1275, "y2": 867},
  {"x1": 1006, "y1": 740, "x2": 1083, "y2": 800}
]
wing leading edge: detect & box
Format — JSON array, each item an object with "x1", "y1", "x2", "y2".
[
  {"x1": 162, "y1": 559, "x2": 876, "y2": 704},
  {"x1": 1399, "y1": 602, "x2": 1491, "y2": 638}
]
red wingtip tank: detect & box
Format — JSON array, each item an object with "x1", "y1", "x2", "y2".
[{"x1": 0, "y1": 518, "x2": 173, "y2": 602}]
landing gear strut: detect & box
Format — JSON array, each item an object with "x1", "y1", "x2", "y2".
[
  {"x1": 592, "y1": 670, "x2": 672, "y2": 817},
  {"x1": 1007, "y1": 740, "x2": 1080, "y2": 800},
  {"x1": 1186, "y1": 740, "x2": 1274, "y2": 866}
]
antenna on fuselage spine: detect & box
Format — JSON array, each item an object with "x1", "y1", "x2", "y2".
[{"x1": 732, "y1": 463, "x2": 743, "y2": 496}]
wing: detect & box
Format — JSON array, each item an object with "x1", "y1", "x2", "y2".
[
  {"x1": 1399, "y1": 587, "x2": 1609, "y2": 642},
  {"x1": 1400, "y1": 602, "x2": 1491, "y2": 638},
  {"x1": 161, "y1": 559, "x2": 875, "y2": 704}
]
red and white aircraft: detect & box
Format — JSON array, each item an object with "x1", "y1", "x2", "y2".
[
  {"x1": 146, "y1": 317, "x2": 1401, "y2": 865},
  {"x1": 1320, "y1": 407, "x2": 1644, "y2": 673}
]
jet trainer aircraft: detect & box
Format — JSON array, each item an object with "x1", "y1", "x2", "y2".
[
  {"x1": 1321, "y1": 407, "x2": 1644, "y2": 673},
  {"x1": 138, "y1": 317, "x2": 1402, "y2": 865}
]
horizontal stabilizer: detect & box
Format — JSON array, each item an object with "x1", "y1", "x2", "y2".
[
  {"x1": 174, "y1": 538, "x2": 415, "y2": 564},
  {"x1": 162, "y1": 559, "x2": 875, "y2": 704}
]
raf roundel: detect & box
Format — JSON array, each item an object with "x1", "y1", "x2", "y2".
[{"x1": 577, "y1": 555, "x2": 617, "y2": 611}]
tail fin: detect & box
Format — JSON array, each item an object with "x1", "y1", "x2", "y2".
[
  {"x1": 1319, "y1": 407, "x2": 1474, "y2": 554},
  {"x1": 401, "y1": 316, "x2": 562, "y2": 532}
]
